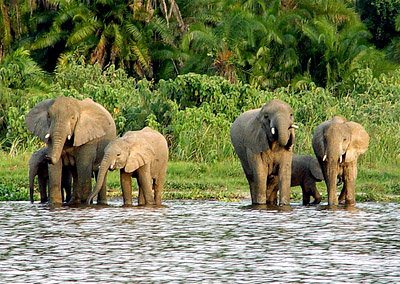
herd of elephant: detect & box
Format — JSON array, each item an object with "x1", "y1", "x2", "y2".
[{"x1": 26, "y1": 97, "x2": 369, "y2": 207}]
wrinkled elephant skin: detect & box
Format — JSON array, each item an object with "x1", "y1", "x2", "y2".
[
  {"x1": 230, "y1": 99, "x2": 296, "y2": 206},
  {"x1": 26, "y1": 96, "x2": 116, "y2": 205}
]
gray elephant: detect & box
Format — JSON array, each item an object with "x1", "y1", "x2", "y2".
[
  {"x1": 230, "y1": 99, "x2": 297, "y2": 206},
  {"x1": 267, "y1": 155, "x2": 323, "y2": 206},
  {"x1": 29, "y1": 147, "x2": 74, "y2": 203},
  {"x1": 87, "y1": 127, "x2": 169, "y2": 206},
  {"x1": 25, "y1": 96, "x2": 116, "y2": 205},
  {"x1": 312, "y1": 116, "x2": 369, "y2": 206}
]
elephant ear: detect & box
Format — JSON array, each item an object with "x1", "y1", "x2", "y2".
[
  {"x1": 125, "y1": 140, "x2": 156, "y2": 173},
  {"x1": 243, "y1": 112, "x2": 269, "y2": 153},
  {"x1": 25, "y1": 99, "x2": 55, "y2": 141},
  {"x1": 309, "y1": 157, "x2": 324, "y2": 181},
  {"x1": 74, "y1": 98, "x2": 115, "y2": 147},
  {"x1": 346, "y1": 122, "x2": 370, "y2": 162}
]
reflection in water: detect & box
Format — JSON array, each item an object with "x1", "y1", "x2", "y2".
[{"x1": 0, "y1": 200, "x2": 399, "y2": 283}]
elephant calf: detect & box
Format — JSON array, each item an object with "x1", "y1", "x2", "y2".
[
  {"x1": 267, "y1": 155, "x2": 323, "y2": 205},
  {"x1": 87, "y1": 127, "x2": 169, "y2": 206},
  {"x1": 312, "y1": 116, "x2": 369, "y2": 206},
  {"x1": 29, "y1": 147, "x2": 74, "y2": 203}
]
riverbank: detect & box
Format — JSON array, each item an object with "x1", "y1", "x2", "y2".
[{"x1": 1, "y1": 151, "x2": 399, "y2": 203}]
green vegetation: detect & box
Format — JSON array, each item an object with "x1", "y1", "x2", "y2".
[
  {"x1": 1, "y1": 0, "x2": 400, "y2": 203},
  {"x1": 1, "y1": 151, "x2": 400, "y2": 203}
]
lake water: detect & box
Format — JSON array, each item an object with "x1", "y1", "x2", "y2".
[{"x1": 0, "y1": 200, "x2": 399, "y2": 283}]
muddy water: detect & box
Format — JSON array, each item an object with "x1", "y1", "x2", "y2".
[{"x1": 0, "y1": 200, "x2": 399, "y2": 283}]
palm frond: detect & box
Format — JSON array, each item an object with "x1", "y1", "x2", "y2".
[
  {"x1": 67, "y1": 19, "x2": 100, "y2": 46},
  {"x1": 30, "y1": 31, "x2": 63, "y2": 49}
]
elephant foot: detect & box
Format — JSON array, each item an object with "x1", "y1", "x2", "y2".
[
  {"x1": 338, "y1": 199, "x2": 346, "y2": 205},
  {"x1": 311, "y1": 198, "x2": 322, "y2": 205},
  {"x1": 66, "y1": 197, "x2": 82, "y2": 206}
]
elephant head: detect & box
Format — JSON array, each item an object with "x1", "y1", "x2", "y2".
[
  {"x1": 25, "y1": 97, "x2": 114, "y2": 165},
  {"x1": 312, "y1": 116, "x2": 369, "y2": 205},
  {"x1": 88, "y1": 132, "x2": 156, "y2": 203},
  {"x1": 245, "y1": 99, "x2": 297, "y2": 153}
]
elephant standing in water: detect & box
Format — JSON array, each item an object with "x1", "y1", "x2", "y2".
[
  {"x1": 312, "y1": 116, "x2": 369, "y2": 206},
  {"x1": 230, "y1": 99, "x2": 297, "y2": 206},
  {"x1": 25, "y1": 97, "x2": 116, "y2": 205},
  {"x1": 267, "y1": 155, "x2": 323, "y2": 206},
  {"x1": 29, "y1": 147, "x2": 75, "y2": 204},
  {"x1": 87, "y1": 127, "x2": 169, "y2": 206}
]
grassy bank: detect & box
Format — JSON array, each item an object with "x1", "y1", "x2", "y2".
[{"x1": 1, "y1": 151, "x2": 399, "y2": 204}]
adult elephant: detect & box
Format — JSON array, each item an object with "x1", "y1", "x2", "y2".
[
  {"x1": 26, "y1": 96, "x2": 116, "y2": 205},
  {"x1": 312, "y1": 116, "x2": 369, "y2": 206},
  {"x1": 230, "y1": 99, "x2": 297, "y2": 206}
]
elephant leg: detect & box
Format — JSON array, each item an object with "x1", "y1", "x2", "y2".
[
  {"x1": 304, "y1": 180, "x2": 321, "y2": 205},
  {"x1": 120, "y1": 171, "x2": 133, "y2": 206},
  {"x1": 245, "y1": 174, "x2": 257, "y2": 203},
  {"x1": 301, "y1": 184, "x2": 311, "y2": 205},
  {"x1": 154, "y1": 173, "x2": 166, "y2": 206},
  {"x1": 266, "y1": 175, "x2": 278, "y2": 205},
  {"x1": 138, "y1": 187, "x2": 145, "y2": 206},
  {"x1": 343, "y1": 162, "x2": 357, "y2": 205},
  {"x1": 48, "y1": 160, "x2": 63, "y2": 205},
  {"x1": 137, "y1": 165, "x2": 155, "y2": 205},
  {"x1": 38, "y1": 175, "x2": 48, "y2": 204},
  {"x1": 248, "y1": 153, "x2": 267, "y2": 205},
  {"x1": 278, "y1": 153, "x2": 292, "y2": 206},
  {"x1": 338, "y1": 185, "x2": 346, "y2": 205},
  {"x1": 74, "y1": 147, "x2": 95, "y2": 204},
  {"x1": 61, "y1": 168, "x2": 72, "y2": 203}
]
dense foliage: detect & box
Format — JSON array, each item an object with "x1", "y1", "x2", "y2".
[
  {"x1": 1, "y1": 0, "x2": 399, "y2": 88},
  {"x1": 1, "y1": 56, "x2": 399, "y2": 167},
  {"x1": 1, "y1": 0, "x2": 400, "y2": 166}
]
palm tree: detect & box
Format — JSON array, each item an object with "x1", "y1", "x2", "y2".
[{"x1": 29, "y1": 0, "x2": 177, "y2": 78}]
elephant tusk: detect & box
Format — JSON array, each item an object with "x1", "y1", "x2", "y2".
[
  {"x1": 271, "y1": 127, "x2": 276, "y2": 135},
  {"x1": 339, "y1": 156, "x2": 343, "y2": 164},
  {"x1": 45, "y1": 133, "x2": 50, "y2": 139},
  {"x1": 291, "y1": 124, "x2": 299, "y2": 129},
  {"x1": 323, "y1": 154, "x2": 327, "y2": 161},
  {"x1": 68, "y1": 135, "x2": 71, "y2": 140}
]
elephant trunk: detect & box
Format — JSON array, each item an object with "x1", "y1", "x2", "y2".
[
  {"x1": 274, "y1": 115, "x2": 290, "y2": 147},
  {"x1": 326, "y1": 160, "x2": 339, "y2": 205},
  {"x1": 87, "y1": 154, "x2": 112, "y2": 204},
  {"x1": 47, "y1": 130, "x2": 66, "y2": 165}
]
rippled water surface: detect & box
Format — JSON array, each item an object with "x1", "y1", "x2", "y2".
[{"x1": 0, "y1": 200, "x2": 400, "y2": 283}]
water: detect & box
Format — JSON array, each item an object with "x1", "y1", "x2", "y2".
[{"x1": 0, "y1": 200, "x2": 399, "y2": 283}]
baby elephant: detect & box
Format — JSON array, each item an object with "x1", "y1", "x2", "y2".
[
  {"x1": 88, "y1": 127, "x2": 169, "y2": 206},
  {"x1": 29, "y1": 147, "x2": 74, "y2": 203},
  {"x1": 267, "y1": 155, "x2": 323, "y2": 205}
]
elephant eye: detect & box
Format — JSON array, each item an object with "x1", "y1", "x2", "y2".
[{"x1": 117, "y1": 153, "x2": 121, "y2": 157}]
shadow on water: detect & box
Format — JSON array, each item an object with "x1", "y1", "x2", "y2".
[
  {"x1": 240, "y1": 203, "x2": 293, "y2": 212},
  {"x1": 0, "y1": 199, "x2": 399, "y2": 283}
]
